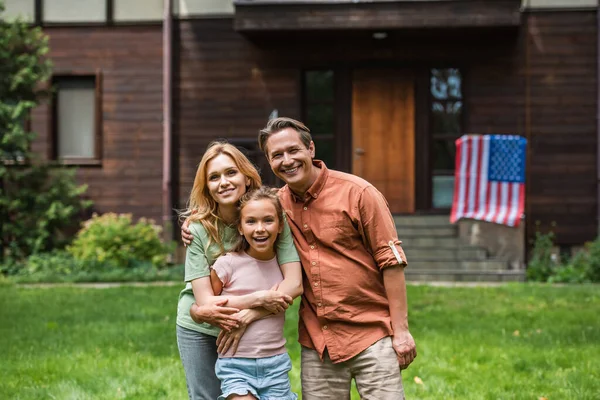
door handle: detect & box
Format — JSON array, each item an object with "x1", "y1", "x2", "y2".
[{"x1": 355, "y1": 148, "x2": 365, "y2": 156}]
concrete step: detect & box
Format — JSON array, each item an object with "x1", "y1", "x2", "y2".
[
  {"x1": 393, "y1": 215, "x2": 452, "y2": 227},
  {"x1": 408, "y1": 260, "x2": 509, "y2": 271},
  {"x1": 397, "y1": 226, "x2": 457, "y2": 238},
  {"x1": 405, "y1": 269, "x2": 526, "y2": 282},
  {"x1": 405, "y1": 247, "x2": 487, "y2": 261},
  {"x1": 399, "y1": 237, "x2": 460, "y2": 248}
]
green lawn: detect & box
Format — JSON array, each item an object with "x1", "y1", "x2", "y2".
[{"x1": 1, "y1": 283, "x2": 599, "y2": 399}]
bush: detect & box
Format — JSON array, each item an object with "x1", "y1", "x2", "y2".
[
  {"x1": 526, "y1": 230, "x2": 556, "y2": 282},
  {"x1": 67, "y1": 213, "x2": 174, "y2": 269},
  {"x1": 0, "y1": 3, "x2": 91, "y2": 266}
]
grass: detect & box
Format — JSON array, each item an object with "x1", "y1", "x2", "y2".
[{"x1": 1, "y1": 283, "x2": 599, "y2": 399}]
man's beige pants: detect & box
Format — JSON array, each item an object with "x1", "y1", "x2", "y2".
[{"x1": 301, "y1": 337, "x2": 405, "y2": 400}]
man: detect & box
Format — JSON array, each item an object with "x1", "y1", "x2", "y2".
[{"x1": 184, "y1": 117, "x2": 416, "y2": 399}]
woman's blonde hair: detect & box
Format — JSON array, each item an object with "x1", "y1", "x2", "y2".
[
  {"x1": 182, "y1": 141, "x2": 262, "y2": 254},
  {"x1": 231, "y1": 186, "x2": 284, "y2": 255}
]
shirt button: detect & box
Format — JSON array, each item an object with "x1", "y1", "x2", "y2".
[
  {"x1": 323, "y1": 325, "x2": 328, "y2": 330},
  {"x1": 303, "y1": 207, "x2": 308, "y2": 210},
  {"x1": 303, "y1": 224, "x2": 308, "y2": 229},
  {"x1": 311, "y1": 261, "x2": 316, "y2": 265},
  {"x1": 310, "y1": 245, "x2": 315, "y2": 250},
  {"x1": 314, "y1": 282, "x2": 319, "y2": 287},
  {"x1": 317, "y1": 302, "x2": 322, "y2": 307}
]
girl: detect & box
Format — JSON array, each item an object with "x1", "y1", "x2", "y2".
[
  {"x1": 206, "y1": 187, "x2": 302, "y2": 400},
  {"x1": 176, "y1": 141, "x2": 302, "y2": 400}
]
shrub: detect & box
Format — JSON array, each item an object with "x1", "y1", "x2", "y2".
[
  {"x1": 526, "y1": 230, "x2": 556, "y2": 282},
  {"x1": 67, "y1": 213, "x2": 174, "y2": 269},
  {"x1": 0, "y1": 3, "x2": 91, "y2": 265},
  {"x1": 547, "y1": 250, "x2": 591, "y2": 284},
  {"x1": 583, "y1": 238, "x2": 600, "y2": 283}
]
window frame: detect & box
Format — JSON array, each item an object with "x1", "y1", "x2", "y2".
[
  {"x1": 50, "y1": 71, "x2": 103, "y2": 166},
  {"x1": 427, "y1": 66, "x2": 467, "y2": 209}
]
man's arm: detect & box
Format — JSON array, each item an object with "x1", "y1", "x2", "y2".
[
  {"x1": 383, "y1": 265, "x2": 417, "y2": 369},
  {"x1": 357, "y1": 186, "x2": 416, "y2": 369}
]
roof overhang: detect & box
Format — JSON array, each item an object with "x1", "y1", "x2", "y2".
[{"x1": 234, "y1": 0, "x2": 523, "y2": 33}]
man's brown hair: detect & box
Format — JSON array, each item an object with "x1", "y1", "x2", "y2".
[{"x1": 258, "y1": 117, "x2": 312, "y2": 156}]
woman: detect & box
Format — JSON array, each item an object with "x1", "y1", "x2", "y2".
[{"x1": 176, "y1": 141, "x2": 302, "y2": 400}]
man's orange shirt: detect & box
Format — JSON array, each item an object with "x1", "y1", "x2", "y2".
[{"x1": 279, "y1": 161, "x2": 408, "y2": 363}]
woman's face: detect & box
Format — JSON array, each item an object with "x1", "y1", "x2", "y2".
[{"x1": 205, "y1": 154, "x2": 250, "y2": 207}]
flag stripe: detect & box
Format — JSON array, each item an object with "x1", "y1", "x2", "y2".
[{"x1": 451, "y1": 134, "x2": 526, "y2": 227}]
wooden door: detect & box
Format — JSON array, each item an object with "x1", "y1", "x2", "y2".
[{"x1": 352, "y1": 69, "x2": 415, "y2": 214}]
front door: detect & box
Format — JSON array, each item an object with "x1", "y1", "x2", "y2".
[{"x1": 352, "y1": 69, "x2": 415, "y2": 214}]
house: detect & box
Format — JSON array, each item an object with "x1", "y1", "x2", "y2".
[{"x1": 3, "y1": 0, "x2": 598, "y2": 276}]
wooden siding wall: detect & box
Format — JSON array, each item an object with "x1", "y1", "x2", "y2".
[
  {"x1": 176, "y1": 19, "x2": 299, "y2": 205},
  {"x1": 468, "y1": 11, "x2": 597, "y2": 245},
  {"x1": 31, "y1": 26, "x2": 164, "y2": 222},
  {"x1": 526, "y1": 11, "x2": 597, "y2": 244}
]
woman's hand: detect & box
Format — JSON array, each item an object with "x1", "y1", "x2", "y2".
[
  {"x1": 189, "y1": 298, "x2": 240, "y2": 331},
  {"x1": 216, "y1": 308, "x2": 260, "y2": 354},
  {"x1": 181, "y1": 219, "x2": 193, "y2": 247},
  {"x1": 256, "y1": 289, "x2": 293, "y2": 314}
]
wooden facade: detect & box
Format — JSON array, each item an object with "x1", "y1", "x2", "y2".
[{"x1": 24, "y1": 1, "x2": 599, "y2": 247}]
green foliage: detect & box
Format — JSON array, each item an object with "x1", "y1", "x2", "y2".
[
  {"x1": 67, "y1": 213, "x2": 174, "y2": 269},
  {"x1": 526, "y1": 230, "x2": 556, "y2": 282},
  {"x1": 527, "y1": 225, "x2": 600, "y2": 283},
  {"x1": 0, "y1": 3, "x2": 90, "y2": 265}
]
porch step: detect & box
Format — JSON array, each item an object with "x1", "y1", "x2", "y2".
[
  {"x1": 408, "y1": 260, "x2": 508, "y2": 271},
  {"x1": 394, "y1": 214, "x2": 522, "y2": 282},
  {"x1": 405, "y1": 269, "x2": 526, "y2": 283},
  {"x1": 400, "y1": 237, "x2": 460, "y2": 248},
  {"x1": 397, "y1": 226, "x2": 457, "y2": 238},
  {"x1": 394, "y1": 215, "x2": 452, "y2": 227},
  {"x1": 405, "y1": 247, "x2": 487, "y2": 261}
]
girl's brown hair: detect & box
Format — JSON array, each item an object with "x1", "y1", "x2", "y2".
[
  {"x1": 230, "y1": 186, "x2": 284, "y2": 255},
  {"x1": 180, "y1": 141, "x2": 262, "y2": 254}
]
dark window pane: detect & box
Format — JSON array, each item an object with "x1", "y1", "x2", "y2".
[
  {"x1": 306, "y1": 70, "x2": 334, "y2": 102},
  {"x1": 314, "y1": 138, "x2": 336, "y2": 168},
  {"x1": 307, "y1": 106, "x2": 334, "y2": 135},
  {"x1": 432, "y1": 101, "x2": 462, "y2": 134},
  {"x1": 431, "y1": 68, "x2": 462, "y2": 100},
  {"x1": 432, "y1": 139, "x2": 456, "y2": 171}
]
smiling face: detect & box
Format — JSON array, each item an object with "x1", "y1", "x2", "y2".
[
  {"x1": 205, "y1": 154, "x2": 251, "y2": 209},
  {"x1": 265, "y1": 127, "x2": 318, "y2": 195},
  {"x1": 238, "y1": 198, "x2": 282, "y2": 261}
]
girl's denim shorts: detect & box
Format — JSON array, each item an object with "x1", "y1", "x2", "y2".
[{"x1": 215, "y1": 352, "x2": 297, "y2": 400}]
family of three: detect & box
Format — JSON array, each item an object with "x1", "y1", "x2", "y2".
[{"x1": 176, "y1": 117, "x2": 417, "y2": 400}]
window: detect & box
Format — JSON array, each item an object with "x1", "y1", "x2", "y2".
[
  {"x1": 114, "y1": 0, "x2": 163, "y2": 22},
  {"x1": 303, "y1": 70, "x2": 336, "y2": 169},
  {"x1": 2, "y1": 0, "x2": 35, "y2": 22},
  {"x1": 52, "y1": 75, "x2": 102, "y2": 164},
  {"x1": 430, "y1": 68, "x2": 463, "y2": 208},
  {"x1": 44, "y1": 0, "x2": 107, "y2": 23}
]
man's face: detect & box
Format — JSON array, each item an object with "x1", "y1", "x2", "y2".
[{"x1": 265, "y1": 128, "x2": 316, "y2": 191}]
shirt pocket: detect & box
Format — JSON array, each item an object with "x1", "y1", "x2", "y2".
[{"x1": 321, "y1": 216, "x2": 359, "y2": 250}]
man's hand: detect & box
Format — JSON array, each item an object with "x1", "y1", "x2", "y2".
[
  {"x1": 392, "y1": 330, "x2": 417, "y2": 370},
  {"x1": 181, "y1": 219, "x2": 193, "y2": 247},
  {"x1": 256, "y1": 289, "x2": 293, "y2": 314},
  {"x1": 189, "y1": 298, "x2": 239, "y2": 331},
  {"x1": 216, "y1": 308, "x2": 260, "y2": 354}
]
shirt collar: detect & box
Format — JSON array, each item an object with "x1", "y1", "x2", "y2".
[{"x1": 289, "y1": 159, "x2": 328, "y2": 202}]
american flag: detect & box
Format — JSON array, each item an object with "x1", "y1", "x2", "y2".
[{"x1": 450, "y1": 134, "x2": 527, "y2": 227}]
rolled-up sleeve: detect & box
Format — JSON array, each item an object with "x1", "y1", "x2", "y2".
[{"x1": 358, "y1": 186, "x2": 408, "y2": 270}]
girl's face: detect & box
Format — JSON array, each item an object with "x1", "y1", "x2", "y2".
[
  {"x1": 206, "y1": 154, "x2": 250, "y2": 208},
  {"x1": 238, "y1": 199, "x2": 282, "y2": 261}
]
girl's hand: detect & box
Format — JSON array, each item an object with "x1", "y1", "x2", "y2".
[
  {"x1": 216, "y1": 308, "x2": 261, "y2": 354},
  {"x1": 181, "y1": 219, "x2": 193, "y2": 247},
  {"x1": 189, "y1": 299, "x2": 240, "y2": 331},
  {"x1": 257, "y1": 289, "x2": 293, "y2": 314}
]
